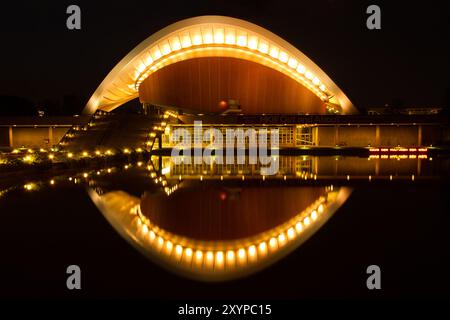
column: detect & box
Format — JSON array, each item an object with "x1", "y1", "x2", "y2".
[
  {"x1": 8, "y1": 126, "x2": 14, "y2": 148},
  {"x1": 334, "y1": 125, "x2": 339, "y2": 146},
  {"x1": 48, "y1": 126, "x2": 54, "y2": 146},
  {"x1": 375, "y1": 125, "x2": 381, "y2": 146},
  {"x1": 418, "y1": 125, "x2": 422, "y2": 146}
]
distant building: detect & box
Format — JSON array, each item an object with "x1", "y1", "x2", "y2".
[{"x1": 366, "y1": 106, "x2": 443, "y2": 116}]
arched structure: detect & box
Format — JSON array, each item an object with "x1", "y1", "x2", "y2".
[{"x1": 84, "y1": 16, "x2": 356, "y2": 115}]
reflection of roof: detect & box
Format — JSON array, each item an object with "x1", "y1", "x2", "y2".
[
  {"x1": 89, "y1": 187, "x2": 352, "y2": 281},
  {"x1": 84, "y1": 16, "x2": 356, "y2": 114}
]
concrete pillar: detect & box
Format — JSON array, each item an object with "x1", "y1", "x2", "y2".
[
  {"x1": 313, "y1": 126, "x2": 319, "y2": 146},
  {"x1": 375, "y1": 125, "x2": 381, "y2": 146},
  {"x1": 334, "y1": 126, "x2": 339, "y2": 146},
  {"x1": 8, "y1": 126, "x2": 13, "y2": 148},
  {"x1": 418, "y1": 125, "x2": 422, "y2": 146},
  {"x1": 48, "y1": 126, "x2": 54, "y2": 146},
  {"x1": 313, "y1": 156, "x2": 318, "y2": 174}
]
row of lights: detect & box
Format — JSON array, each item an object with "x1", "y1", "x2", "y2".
[
  {"x1": 369, "y1": 154, "x2": 428, "y2": 160},
  {"x1": 131, "y1": 193, "x2": 329, "y2": 271},
  {"x1": 145, "y1": 110, "x2": 177, "y2": 150},
  {"x1": 147, "y1": 161, "x2": 181, "y2": 196},
  {"x1": 369, "y1": 147, "x2": 428, "y2": 153},
  {"x1": 131, "y1": 25, "x2": 329, "y2": 101}
]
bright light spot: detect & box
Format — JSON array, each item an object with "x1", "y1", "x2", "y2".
[
  {"x1": 287, "y1": 227, "x2": 295, "y2": 239},
  {"x1": 216, "y1": 251, "x2": 224, "y2": 264},
  {"x1": 269, "y1": 46, "x2": 279, "y2": 58},
  {"x1": 226, "y1": 250, "x2": 235, "y2": 262},
  {"x1": 278, "y1": 51, "x2": 288, "y2": 63},
  {"x1": 258, "y1": 242, "x2": 267, "y2": 253},
  {"x1": 269, "y1": 237, "x2": 278, "y2": 249},
  {"x1": 169, "y1": 36, "x2": 181, "y2": 51},
  {"x1": 238, "y1": 248, "x2": 246, "y2": 260},
  {"x1": 181, "y1": 34, "x2": 192, "y2": 48},
  {"x1": 248, "y1": 245, "x2": 256, "y2": 258},
  {"x1": 236, "y1": 34, "x2": 247, "y2": 46},
  {"x1": 195, "y1": 250, "x2": 203, "y2": 261},
  {"x1": 278, "y1": 233, "x2": 286, "y2": 244},
  {"x1": 295, "y1": 222, "x2": 303, "y2": 233},
  {"x1": 258, "y1": 41, "x2": 269, "y2": 54},
  {"x1": 247, "y1": 36, "x2": 258, "y2": 49},
  {"x1": 303, "y1": 217, "x2": 311, "y2": 226},
  {"x1": 165, "y1": 241, "x2": 173, "y2": 252},
  {"x1": 296, "y1": 64, "x2": 306, "y2": 74},
  {"x1": 213, "y1": 29, "x2": 224, "y2": 44},
  {"x1": 288, "y1": 58, "x2": 298, "y2": 69},
  {"x1": 225, "y1": 32, "x2": 235, "y2": 45},
  {"x1": 318, "y1": 204, "x2": 324, "y2": 213},
  {"x1": 206, "y1": 251, "x2": 214, "y2": 262}
]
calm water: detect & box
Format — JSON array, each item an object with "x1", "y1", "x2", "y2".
[{"x1": 0, "y1": 155, "x2": 449, "y2": 298}]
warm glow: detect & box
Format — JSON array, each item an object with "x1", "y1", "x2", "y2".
[{"x1": 213, "y1": 28, "x2": 224, "y2": 44}]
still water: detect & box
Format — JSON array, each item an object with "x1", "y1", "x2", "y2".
[{"x1": 0, "y1": 155, "x2": 449, "y2": 298}]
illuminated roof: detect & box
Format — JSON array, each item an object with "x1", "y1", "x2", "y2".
[{"x1": 84, "y1": 16, "x2": 356, "y2": 114}]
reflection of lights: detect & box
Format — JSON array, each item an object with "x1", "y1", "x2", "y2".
[
  {"x1": 258, "y1": 242, "x2": 267, "y2": 254},
  {"x1": 129, "y1": 192, "x2": 332, "y2": 274},
  {"x1": 248, "y1": 245, "x2": 256, "y2": 258},
  {"x1": 226, "y1": 250, "x2": 235, "y2": 263},
  {"x1": 161, "y1": 166, "x2": 170, "y2": 175},
  {"x1": 303, "y1": 217, "x2": 311, "y2": 226},
  {"x1": 269, "y1": 237, "x2": 278, "y2": 250},
  {"x1": 237, "y1": 248, "x2": 246, "y2": 261}
]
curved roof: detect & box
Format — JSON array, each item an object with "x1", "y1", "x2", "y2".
[{"x1": 84, "y1": 16, "x2": 356, "y2": 114}]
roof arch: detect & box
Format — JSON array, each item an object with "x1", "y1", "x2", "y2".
[{"x1": 84, "y1": 16, "x2": 356, "y2": 114}]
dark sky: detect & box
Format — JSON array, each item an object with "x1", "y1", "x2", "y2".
[{"x1": 0, "y1": 0, "x2": 449, "y2": 111}]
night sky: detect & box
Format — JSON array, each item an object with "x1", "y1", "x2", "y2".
[{"x1": 0, "y1": 0, "x2": 449, "y2": 112}]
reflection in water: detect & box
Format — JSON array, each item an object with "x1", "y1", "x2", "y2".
[
  {"x1": 1, "y1": 154, "x2": 446, "y2": 281},
  {"x1": 140, "y1": 185, "x2": 327, "y2": 240},
  {"x1": 89, "y1": 185, "x2": 351, "y2": 281}
]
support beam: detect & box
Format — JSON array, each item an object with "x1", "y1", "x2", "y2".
[
  {"x1": 418, "y1": 125, "x2": 422, "y2": 146},
  {"x1": 8, "y1": 126, "x2": 13, "y2": 148}
]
